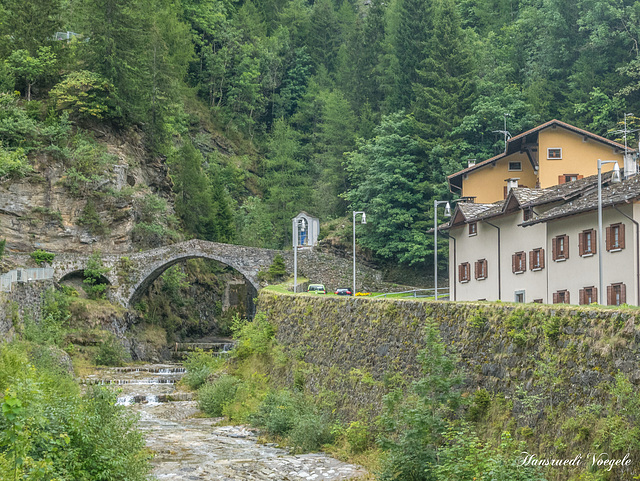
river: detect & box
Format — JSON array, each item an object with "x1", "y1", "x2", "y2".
[{"x1": 83, "y1": 365, "x2": 368, "y2": 481}]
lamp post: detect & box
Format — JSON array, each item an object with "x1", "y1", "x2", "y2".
[
  {"x1": 597, "y1": 159, "x2": 621, "y2": 304},
  {"x1": 434, "y1": 200, "x2": 451, "y2": 300},
  {"x1": 353, "y1": 211, "x2": 367, "y2": 297}
]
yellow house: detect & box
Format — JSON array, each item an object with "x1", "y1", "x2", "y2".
[{"x1": 448, "y1": 120, "x2": 633, "y2": 203}]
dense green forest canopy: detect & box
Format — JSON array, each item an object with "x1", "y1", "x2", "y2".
[{"x1": 1, "y1": 0, "x2": 640, "y2": 268}]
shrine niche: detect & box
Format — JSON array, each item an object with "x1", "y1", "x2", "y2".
[{"x1": 292, "y1": 212, "x2": 319, "y2": 249}]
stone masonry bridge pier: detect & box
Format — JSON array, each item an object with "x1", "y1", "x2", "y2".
[{"x1": 10, "y1": 240, "x2": 281, "y2": 308}]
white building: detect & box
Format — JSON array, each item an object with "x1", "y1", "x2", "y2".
[{"x1": 441, "y1": 172, "x2": 640, "y2": 306}]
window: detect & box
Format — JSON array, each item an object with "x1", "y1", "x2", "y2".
[
  {"x1": 533, "y1": 299, "x2": 543, "y2": 304},
  {"x1": 558, "y1": 174, "x2": 583, "y2": 184},
  {"x1": 475, "y1": 259, "x2": 488, "y2": 280},
  {"x1": 579, "y1": 286, "x2": 597, "y2": 305},
  {"x1": 553, "y1": 290, "x2": 570, "y2": 304},
  {"x1": 459, "y1": 262, "x2": 471, "y2": 283},
  {"x1": 468, "y1": 222, "x2": 477, "y2": 236},
  {"x1": 547, "y1": 148, "x2": 562, "y2": 159},
  {"x1": 552, "y1": 235, "x2": 569, "y2": 261},
  {"x1": 579, "y1": 229, "x2": 596, "y2": 256},
  {"x1": 515, "y1": 290, "x2": 525, "y2": 303},
  {"x1": 606, "y1": 223, "x2": 625, "y2": 251},
  {"x1": 512, "y1": 251, "x2": 526, "y2": 273},
  {"x1": 607, "y1": 283, "x2": 627, "y2": 306},
  {"x1": 529, "y1": 248, "x2": 545, "y2": 270},
  {"x1": 508, "y1": 161, "x2": 522, "y2": 171},
  {"x1": 523, "y1": 208, "x2": 533, "y2": 222}
]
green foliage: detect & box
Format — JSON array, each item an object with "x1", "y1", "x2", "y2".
[
  {"x1": 95, "y1": 334, "x2": 129, "y2": 366},
  {"x1": 49, "y1": 70, "x2": 122, "y2": 123},
  {"x1": 78, "y1": 199, "x2": 107, "y2": 236},
  {"x1": 161, "y1": 265, "x2": 190, "y2": 303},
  {"x1": 29, "y1": 249, "x2": 54, "y2": 265},
  {"x1": 0, "y1": 238, "x2": 5, "y2": 260},
  {"x1": 468, "y1": 388, "x2": 491, "y2": 422},
  {"x1": 132, "y1": 194, "x2": 181, "y2": 248},
  {"x1": 378, "y1": 319, "x2": 464, "y2": 480},
  {"x1": 198, "y1": 375, "x2": 242, "y2": 416},
  {"x1": 183, "y1": 349, "x2": 226, "y2": 390},
  {"x1": 542, "y1": 315, "x2": 563, "y2": 341},
  {"x1": 345, "y1": 420, "x2": 370, "y2": 454},
  {"x1": 5, "y1": 46, "x2": 57, "y2": 101},
  {"x1": 0, "y1": 145, "x2": 31, "y2": 179},
  {"x1": 22, "y1": 288, "x2": 70, "y2": 347},
  {"x1": 0, "y1": 342, "x2": 149, "y2": 481},
  {"x1": 231, "y1": 312, "x2": 275, "y2": 359},
  {"x1": 83, "y1": 251, "x2": 109, "y2": 299},
  {"x1": 468, "y1": 309, "x2": 488, "y2": 330},
  {"x1": 435, "y1": 424, "x2": 547, "y2": 481}
]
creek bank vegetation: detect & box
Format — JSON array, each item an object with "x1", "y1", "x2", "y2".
[{"x1": 182, "y1": 310, "x2": 546, "y2": 480}]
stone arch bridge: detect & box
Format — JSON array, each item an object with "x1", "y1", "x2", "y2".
[{"x1": 12, "y1": 240, "x2": 281, "y2": 308}]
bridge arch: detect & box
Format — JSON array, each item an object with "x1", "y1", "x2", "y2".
[{"x1": 127, "y1": 252, "x2": 261, "y2": 309}]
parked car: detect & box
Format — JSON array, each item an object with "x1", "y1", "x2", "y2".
[
  {"x1": 335, "y1": 288, "x2": 353, "y2": 296},
  {"x1": 307, "y1": 284, "x2": 327, "y2": 294}
]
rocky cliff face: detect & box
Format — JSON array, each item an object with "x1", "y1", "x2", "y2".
[{"x1": 0, "y1": 127, "x2": 173, "y2": 254}]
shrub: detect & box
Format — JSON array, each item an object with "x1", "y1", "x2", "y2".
[
  {"x1": 267, "y1": 254, "x2": 287, "y2": 281},
  {"x1": 468, "y1": 309, "x2": 487, "y2": 330},
  {"x1": 198, "y1": 375, "x2": 242, "y2": 416},
  {"x1": 30, "y1": 248, "x2": 55, "y2": 265},
  {"x1": 251, "y1": 390, "x2": 300, "y2": 437},
  {"x1": 182, "y1": 349, "x2": 225, "y2": 390},
  {"x1": 231, "y1": 312, "x2": 275, "y2": 359},
  {"x1": 468, "y1": 388, "x2": 491, "y2": 422},
  {"x1": 83, "y1": 251, "x2": 109, "y2": 299},
  {"x1": 288, "y1": 412, "x2": 333, "y2": 453},
  {"x1": 95, "y1": 334, "x2": 129, "y2": 366},
  {"x1": 78, "y1": 199, "x2": 107, "y2": 236},
  {"x1": 0, "y1": 144, "x2": 31, "y2": 178},
  {"x1": 345, "y1": 420, "x2": 370, "y2": 454},
  {"x1": 0, "y1": 238, "x2": 5, "y2": 260}
]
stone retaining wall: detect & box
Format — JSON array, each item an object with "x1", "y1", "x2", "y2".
[
  {"x1": 258, "y1": 292, "x2": 640, "y2": 419},
  {"x1": 0, "y1": 280, "x2": 53, "y2": 341}
]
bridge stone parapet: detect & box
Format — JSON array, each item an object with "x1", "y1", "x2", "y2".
[{"x1": 9, "y1": 240, "x2": 280, "y2": 308}]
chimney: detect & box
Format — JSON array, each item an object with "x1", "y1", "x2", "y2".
[{"x1": 505, "y1": 178, "x2": 519, "y2": 192}]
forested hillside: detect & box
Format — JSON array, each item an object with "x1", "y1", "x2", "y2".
[{"x1": 1, "y1": 0, "x2": 640, "y2": 268}]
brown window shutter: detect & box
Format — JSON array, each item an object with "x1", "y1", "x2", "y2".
[
  {"x1": 483, "y1": 260, "x2": 487, "y2": 277},
  {"x1": 552, "y1": 238, "x2": 557, "y2": 260},
  {"x1": 607, "y1": 285, "x2": 612, "y2": 305},
  {"x1": 458, "y1": 264, "x2": 463, "y2": 282},
  {"x1": 512, "y1": 254, "x2": 516, "y2": 273},
  {"x1": 621, "y1": 284, "x2": 627, "y2": 304},
  {"x1": 558, "y1": 175, "x2": 565, "y2": 184},
  {"x1": 475, "y1": 261, "x2": 479, "y2": 279},
  {"x1": 563, "y1": 235, "x2": 569, "y2": 258},
  {"x1": 553, "y1": 292, "x2": 559, "y2": 303},
  {"x1": 579, "y1": 289, "x2": 585, "y2": 305},
  {"x1": 577, "y1": 174, "x2": 584, "y2": 180},
  {"x1": 529, "y1": 250, "x2": 534, "y2": 269},
  {"x1": 620, "y1": 224, "x2": 626, "y2": 249},
  {"x1": 503, "y1": 186, "x2": 508, "y2": 199},
  {"x1": 565, "y1": 290, "x2": 570, "y2": 304},
  {"x1": 592, "y1": 230, "x2": 597, "y2": 254},
  {"x1": 578, "y1": 232, "x2": 584, "y2": 256},
  {"x1": 606, "y1": 227, "x2": 612, "y2": 251},
  {"x1": 541, "y1": 249, "x2": 545, "y2": 268},
  {"x1": 593, "y1": 287, "x2": 598, "y2": 304}
]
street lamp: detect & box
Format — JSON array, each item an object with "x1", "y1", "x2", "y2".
[
  {"x1": 353, "y1": 211, "x2": 367, "y2": 297},
  {"x1": 597, "y1": 159, "x2": 622, "y2": 304},
  {"x1": 434, "y1": 200, "x2": 451, "y2": 300}
]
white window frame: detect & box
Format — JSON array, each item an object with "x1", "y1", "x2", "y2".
[
  {"x1": 547, "y1": 148, "x2": 562, "y2": 159},
  {"x1": 508, "y1": 161, "x2": 522, "y2": 171}
]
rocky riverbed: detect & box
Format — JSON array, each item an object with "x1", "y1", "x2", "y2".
[{"x1": 88, "y1": 365, "x2": 368, "y2": 480}]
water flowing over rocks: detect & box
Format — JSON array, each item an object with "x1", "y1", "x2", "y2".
[{"x1": 96, "y1": 364, "x2": 368, "y2": 480}]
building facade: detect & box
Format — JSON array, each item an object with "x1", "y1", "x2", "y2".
[
  {"x1": 444, "y1": 173, "x2": 640, "y2": 306},
  {"x1": 448, "y1": 120, "x2": 632, "y2": 204}
]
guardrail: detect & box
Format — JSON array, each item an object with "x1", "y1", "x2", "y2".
[
  {"x1": 0, "y1": 267, "x2": 54, "y2": 292},
  {"x1": 373, "y1": 288, "x2": 449, "y2": 299}
]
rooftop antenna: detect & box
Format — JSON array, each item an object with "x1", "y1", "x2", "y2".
[
  {"x1": 492, "y1": 113, "x2": 512, "y2": 152},
  {"x1": 613, "y1": 112, "x2": 638, "y2": 157}
]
